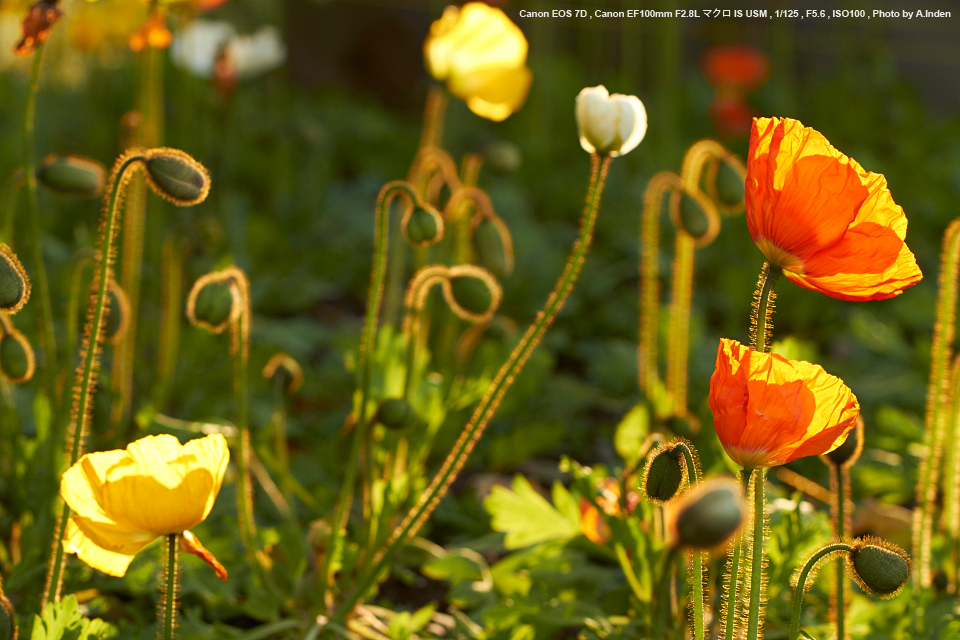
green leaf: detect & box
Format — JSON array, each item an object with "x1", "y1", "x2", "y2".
[
  {"x1": 613, "y1": 403, "x2": 649, "y2": 467},
  {"x1": 422, "y1": 553, "x2": 484, "y2": 585},
  {"x1": 30, "y1": 595, "x2": 115, "y2": 640},
  {"x1": 484, "y1": 475, "x2": 578, "y2": 549}
]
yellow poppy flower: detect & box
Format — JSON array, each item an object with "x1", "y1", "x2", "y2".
[
  {"x1": 60, "y1": 433, "x2": 229, "y2": 578},
  {"x1": 424, "y1": 2, "x2": 532, "y2": 122}
]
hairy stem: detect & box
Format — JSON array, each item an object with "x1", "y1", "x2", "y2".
[
  {"x1": 161, "y1": 534, "x2": 179, "y2": 640},
  {"x1": 789, "y1": 543, "x2": 852, "y2": 640},
  {"x1": 835, "y1": 465, "x2": 847, "y2": 639},
  {"x1": 675, "y1": 441, "x2": 704, "y2": 640},
  {"x1": 746, "y1": 467, "x2": 765, "y2": 640},
  {"x1": 750, "y1": 262, "x2": 780, "y2": 353},
  {"x1": 331, "y1": 155, "x2": 612, "y2": 626},
  {"x1": 722, "y1": 468, "x2": 753, "y2": 640}
]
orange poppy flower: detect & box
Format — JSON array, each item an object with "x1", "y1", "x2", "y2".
[
  {"x1": 12, "y1": 0, "x2": 62, "y2": 57},
  {"x1": 708, "y1": 338, "x2": 859, "y2": 469},
  {"x1": 746, "y1": 117, "x2": 922, "y2": 300},
  {"x1": 703, "y1": 45, "x2": 769, "y2": 91}
]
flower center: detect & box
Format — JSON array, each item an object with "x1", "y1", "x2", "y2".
[{"x1": 755, "y1": 237, "x2": 805, "y2": 274}]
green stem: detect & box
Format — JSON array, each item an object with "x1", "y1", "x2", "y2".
[
  {"x1": 675, "y1": 441, "x2": 704, "y2": 640},
  {"x1": 746, "y1": 467, "x2": 765, "y2": 640},
  {"x1": 751, "y1": 262, "x2": 781, "y2": 353},
  {"x1": 788, "y1": 543, "x2": 853, "y2": 640},
  {"x1": 330, "y1": 155, "x2": 612, "y2": 626},
  {"x1": 654, "y1": 546, "x2": 680, "y2": 639},
  {"x1": 162, "y1": 534, "x2": 179, "y2": 640},
  {"x1": 836, "y1": 466, "x2": 847, "y2": 640},
  {"x1": 41, "y1": 154, "x2": 144, "y2": 607},
  {"x1": 614, "y1": 543, "x2": 647, "y2": 604},
  {"x1": 24, "y1": 42, "x2": 59, "y2": 412},
  {"x1": 319, "y1": 181, "x2": 419, "y2": 613},
  {"x1": 722, "y1": 468, "x2": 753, "y2": 640}
]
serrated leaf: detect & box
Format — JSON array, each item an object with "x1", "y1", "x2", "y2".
[
  {"x1": 484, "y1": 475, "x2": 578, "y2": 549},
  {"x1": 30, "y1": 595, "x2": 114, "y2": 640}
]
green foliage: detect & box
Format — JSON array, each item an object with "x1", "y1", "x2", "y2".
[
  {"x1": 484, "y1": 476, "x2": 579, "y2": 549},
  {"x1": 28, "y1": 596, "x2": 114, "y2": 640}
]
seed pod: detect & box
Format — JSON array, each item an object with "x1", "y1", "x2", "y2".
[
  {"x1": 143, "y1": 148, "x2": 210, "y2": 206},
  {"x1": 376, "y1": 398, "x2": 414, "y2": 430},
  {"x1": 0, "y1": 245, "x2": 30, "y2": 314},
  {"x1": 36, "y1": 155, "x2": 106, "y2": 198},
  {"x1": 668, "y1": 478, "x2": 745, "y2": 550},
  {"x1": 642, "y1": 443, "x2": 687, "y2": 504},
  {"x1": 188, "y1": 279, "x2": 236, "y2": 333},
  {"x1": 263, "y1": 353, "x2": 303, "y2": 395},
  {"x1": 402, "y1": 204, "x2": 444, "y2": 248},
  {"x1": 847, "y1": 536, "x2": 910, "y2": 598},
  {"x1": 0, "y1": 328, "x2": 35, "y2": 384},
  {"x1": 446, "y1": 266, "x2": 501, "y2": 323},
  {"x1": 824, "y1": 416, "x2": 864, "y2": 467}
]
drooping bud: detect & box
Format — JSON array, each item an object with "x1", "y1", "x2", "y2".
[
  {"x1": 402, "y1": 204, "x2": 444, "y2": 248},
  {"x1": 0, "y1": 328, "x2": 35, "y2": 384},
  {"x1": 0, "y1": 245, "x2": 30, "y2": 314},
  {"x1": 473, "y1": 217, "x2": 514, "y2": 277},
  {"x1": 263, "y1": 353, "x2": 304, "y2": 395},
  {"x1": 847, "y1": 536, "x2": 910, "y2": 599},
  {"x1": 187, "y1": 278, "x2": 236, "y2": 334},
  {"x1": 445, "y1": 266, "x2": 502, "y2": 323},
  {"x1": 715, "y1": 159, "x2": 745, "y2": 206},
  {"x1": 575, "y1": 85, "x2": 647, "y2": 157},
  {"x1": 36, "y1": 155, "x2": 107, "y2": 198},
  {"x1": 642, "y1": 442, "x2": 687, "y2": 504},
  {"x1": 824, "y1": 416, "x2": 864, "y2": 467},
  {"x1": 668, "y1": 478, "x2": 745, "y2": 550},
  {"x1": 143, "y1": 148, "x2": 210, "y2": 206},
  {"x1": 376, "y1": 398, "x2": 415, "y2": 430},
  {"x1": 485, "y1": 140, "x2": 522, "y2": 175}
]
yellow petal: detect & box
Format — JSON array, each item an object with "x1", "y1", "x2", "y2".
[
  {"x1": 424, "y1": 3, "x2": 528, "y2": 83},
  {"x1": 63, "y1": 517, "x2": 153, "y2": 577},
  {"x1": 101, "y1": 466, "x2": 217, "y2": 534},
  {"x1": 450, "y1": 65, "x2": 532, "y2": 122},
  {"x1": 60, "y1": 449, "x2": 130, "y2": 524}
]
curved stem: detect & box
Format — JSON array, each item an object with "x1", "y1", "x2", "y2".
[
  {"x1": 751, "y1": 262, "x2": 781, "y2": 353},
  {"x1": 674, "y1": 441, "x2": 704, "y2": 640},
  {"x1": 614, "y1": 542, "x2": 647, "y2": 604},
  {"x1": 330, "y1": 155, "x2": 612, "y2": 626},
  {"x1": 319, "y1": 181, "x2": 419, "y2": 612},
  {"x1": 722, "y1": 468, "x2": 753, "y2": 640},
  {"x1": 42, "y1": 154, "x2": 144, "y2": 606},
  {"x1": 789, "y1": 543, "x2": 853, "y2": 640},
  {"x1": 24, "y1": 43, "x2": 59, "y2": 411},
  {"x1": 161, "y1": 534, "x2": 180, "y2": 640},
  {"x1": 746, "y1": 467, "x2": 765, "y2": 640}
]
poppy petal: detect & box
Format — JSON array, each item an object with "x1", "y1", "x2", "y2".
[{"x1": 63, "y1": 517, "x2": 153, "y2": 577}]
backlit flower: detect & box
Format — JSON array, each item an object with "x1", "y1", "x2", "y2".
[
  {"x1": 60, "y1": 433, "x2": 229, "y2": 578},
  {"x1": 12, "y1": 0, "x2": 62, "y2": 57},
  {"x1": 129, "y1": 10, "x2": 172, "y2": 52},
  {"x1": 703, "y1": 45, "x2": 769, "y2": 91},
  {"x1": 575, "y1": 85, "x2": 647, "y2": 157},
  {"x1": 708, "y1": 338, "x2": 859, "y2": 469},
  {"x1": 170, "y1": 19, "x2": 286, "y2": 81},
  {"x1": 424, "y1": 2, "x2": 532, "y2": 122},
  {"x1": 746, "y1": 117, "x2": 922, "y2": 300}
]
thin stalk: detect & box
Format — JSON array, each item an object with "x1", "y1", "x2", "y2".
[
  {"x1": 946, "y1": 356, "x2": 960, "y2": 590},
  {"x1": 614, "y1": 542, "x2": 647, "y2": 604},
  {"x1": 835, "y1": 465, "x2": 847, "y2": 639},
  {"x1": 666, "y1": 233, "x2": 695, "y2": 416},
  {"x1": 722, "y1": 468, "x2": 753, "y2": 640},
  {"x1": 654, "y1": 546, "x2": 680, "y2": 639},
  {"x1": 331, "y1": 155, "x2": 612, "y2": 626},
  {"x1": 675, "y1": 441, "x2": 704, "y2": 640},
  {"x1": 42, "y1": 154, "x2": 145, "y2": 606},
  {"x1": 788, "y1": 543, "x2": 852, "y2": 640},
  {"x1": 751, "y1": 262, "x2": 780, "y2": 353},
  {"x1": 746, "y1": 467, "x2": 765, "y2": 640},
  {"x1": 24, "y1": 42, "x2": 59, "y2": 410},
  {"x1": 319, "y1": 182, "x2": 419, "y2": 613},
  {"x1": 161, "y1": 534, "x2": 180, "y2": 640}
]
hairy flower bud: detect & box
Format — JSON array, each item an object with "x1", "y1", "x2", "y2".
[
  {"x1": 189, "y1": 280, "x2": 236, "y2": 333},
  {"x1": 262, "y1": 353, "x2": 303, "y2": 395},
  {"x1": 575, "y1": 85, "x2": 647, "y2": 157},
  {"x1": 642, "y1": 442, "x2": 687, "y2": 504},
  {"x1": 376, "y1": 398, "x2": 415, "y2": 430},
  {"x1": 446, "y1": 266, "x2": 502, "y2": 323},
  {"x1": 0, "y1": 245, "x2": 30, "y2": 314},
  {"x1": 847, "y1": 536, "x2": 910, "y2": 598},
  {"x1": 402, "y1": 204, "x2": 444, "y2": 248},
  {"x1": 36, "y1": 155, "x2": 106, "y2": 198},
  {"x1": 668, "y1": 478, "x2": 745, "y2": 550},
  {"x1": 143, "y1": 148, "x2": 210, "y2": 206}
]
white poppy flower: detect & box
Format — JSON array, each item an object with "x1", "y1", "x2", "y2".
[{"x1": 575, "y1": 85, "x2": 647, "y2": 157}]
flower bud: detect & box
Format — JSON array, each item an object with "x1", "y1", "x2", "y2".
[
  {"x1": 473, "y1": 218, "x2": 513, "y2": 278},
  {"x1": 376, "y1": 398, "x2": 414, "y2": 430},
  {"x1": 847, "y1": 536, "x2": 910, "y2": 598},
  {"x1": 263, "y1": 353, "x2": 303, "y2": 395},
  {"x1": 143, "y1": 148, "x2": 210, "y2": 206},
  {"x1": 402, "y1": 204, "x2": 444, "y2": 248},
  {"x1": 575, "y1": 85, "x2": 647, "y2": 157},
  {"x1": 36, "y1": 155, "x2": 106, "y2": 198},
  {"x1": 824, "y1": 416, "x2": 863, "y2": 467},
  {"x1": 0, "y1": 245, "x2": 30, "y2": 314},
  {"x1": 642, "y1": 443, "x2": 687, "y2": 504},
  {"x1": 446, "y1": 266, "x2": 502, "y2": 323},
  {"x1": 715, "y1": 160, "x2": 745, "y2": 206},
  {"x1": 190, "y1": 280, "x2": 235, "y2": 332},
  {"x1": 668, "y1": 478, "x2": 745, "y2": 550},
  {"x1": 0, "y1": 329, "x2": 34, "y2": 384}
]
